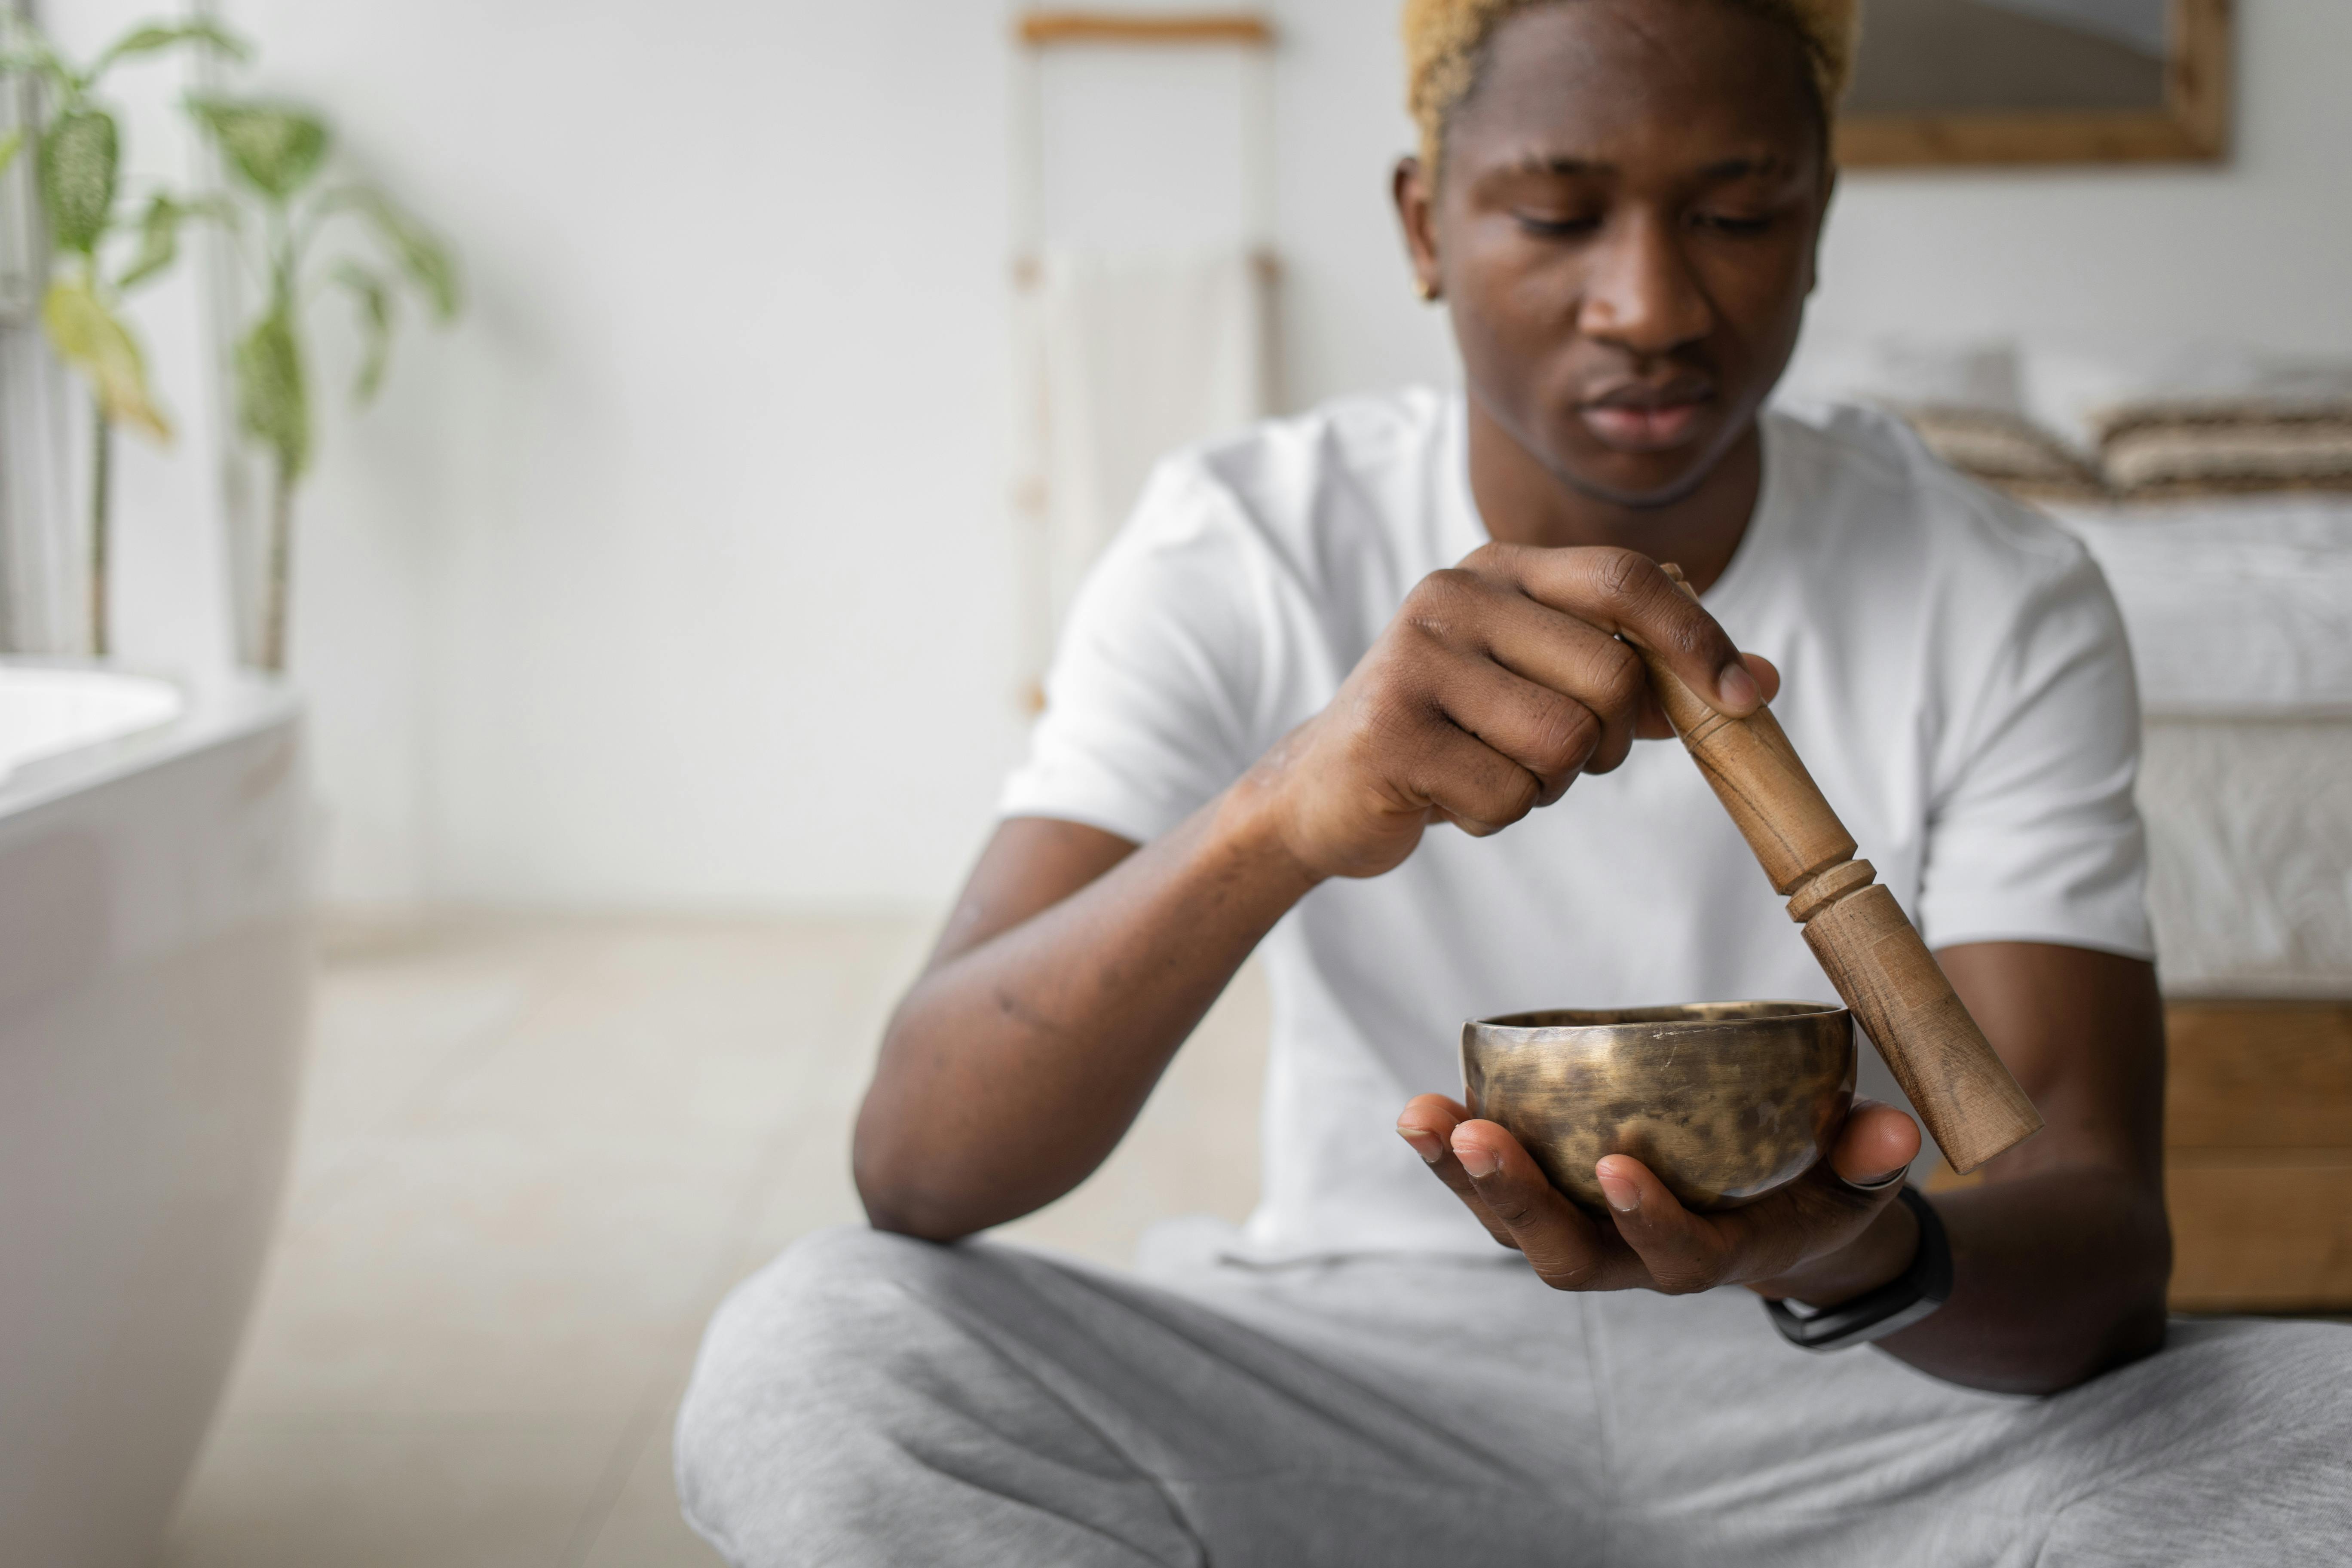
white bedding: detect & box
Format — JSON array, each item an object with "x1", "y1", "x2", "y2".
[
  {"x1": 2139, "y1": 719, "x2": 2352, "y2": 997},
  {"x1": 1777, "y1": 342, "x2": 2352, "y2": 992},
  {"x1": 2040, "y1": 495, "x2": 2352, "y2": 996},
  {"x1": 2047, "y1": 496, "x2": 2352, "y2": 719}
]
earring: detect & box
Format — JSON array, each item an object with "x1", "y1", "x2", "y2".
[{"x1": 1415, "y1": 276, "x2": 1440, "y2": 303}]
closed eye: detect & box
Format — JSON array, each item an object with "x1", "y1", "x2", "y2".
[
  {"x1": 1694, "y1": 212, "x2": 1778, "y2": 236},
  {"x1": 1514, "y1": 211, "x2": 1602, "y2": 239}
]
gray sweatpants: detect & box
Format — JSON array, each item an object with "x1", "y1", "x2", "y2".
[{"x1": 675, "y1": 1225, "x2": 2352, "y2": 1567}]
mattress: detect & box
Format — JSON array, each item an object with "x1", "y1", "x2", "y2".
[
  {"x1": 2045, "y1": 496, "x2": 2352, "y2": 997},
  {"x1": 2047, "y1": 496, "x2": 2352, "y2": 719},
  {"x1": 2139, "y1": 719, "x2": 2352, "y2": 998}
]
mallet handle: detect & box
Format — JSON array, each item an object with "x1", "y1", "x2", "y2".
[{"x1": 1637, "y1": 570, "x2": 2042, "y2": 1173}]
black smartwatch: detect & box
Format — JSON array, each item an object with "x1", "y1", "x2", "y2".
[{"x1": 1764, "y1": 1186, "x2": 1952, "y2": 1352}]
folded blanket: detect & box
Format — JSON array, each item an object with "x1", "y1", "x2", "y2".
[
  {"x1": 1892, "y1": 404, "x2": 2110, "y2": 501},
  {"x1": 2096, "y1": 402, "x2": 2352, "y2": 497}
]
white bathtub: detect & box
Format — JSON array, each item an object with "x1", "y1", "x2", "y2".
[{"x1": 0, "y1": 665, "x2": 309, "y2": 1567}]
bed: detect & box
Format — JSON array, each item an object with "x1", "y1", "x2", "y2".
[
  {"x1": 2049, "y1": 496, "x2": 2352, "y2": 1311},
  {"x1": 1781, "y1": 337, "x2": 2352, "y2": 1308},
  {"x1": 2048, "y1": 496, "x2": 2352, "y2": 1000}
]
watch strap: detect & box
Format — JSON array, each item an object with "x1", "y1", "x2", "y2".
[{"x1": 1764, "y1": 1185, "x2": 1952, "y2": 1352}]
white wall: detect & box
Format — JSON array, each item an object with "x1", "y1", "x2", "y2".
[
  {"x1": 216, "y1": 0, "x2": 1027, "y2": 910},
  {"x1": 1812, "y1": 3, "x2": 2352, "y2": 356},
  {"x1": 61, "y1": 0, "x2": 2352, "y2": 912}
]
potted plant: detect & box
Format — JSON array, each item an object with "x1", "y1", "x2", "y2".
[
  {"x1": 0, "y1": 15, "x2": 245, "y2": 656},
  {"x1": 187, "y1": 97, "x2": 459, "y2": 672}
]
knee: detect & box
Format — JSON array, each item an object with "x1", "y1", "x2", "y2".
[
  {"x1": 679, "y1": 1224, "x2": 949, "y2": 1439},
  {"x1": 673, "y1": 1227, "x2": 971, "y2": 1550}
]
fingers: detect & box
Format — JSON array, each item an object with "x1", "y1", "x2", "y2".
[
  {"x1": 1710, "y1": 1102, "x2": 1923, "y2": 1289},
  {"x1": 1593, "y1": 1155, "x2": 1751, "y2": 1293},
  {"x1": 1398, "y1": 720, "x2": 1547, "y2": 836},
  {"x1": 1829, "y1": 1099, "x2": 1922, "y2": 1189},
  {"x1": 1399, "y1": 1097, "x2": 1925, "y2": 1302},
  {"x1": 1395, "y1": 1095, "x2": 1519, "y2": 1248},
  {"x1": 1419, "y1": 662, "x2": 1602, "y2": 812},
  {"x1": 1445, "y1": 1119, "x2": 1623, "y2": 1290},
  {"x1": 1415, "y1": 577, "x2": 1653, "y2": 778},
  {"x1": 1396, "y1": 570, "x2": 1646, "y2": 787},
  {"x1": 1352, "y1": 551, "x2": 1777, "y2": 848},
  {"x1": 1473, "y1": 544, "x2": 1760, "y2": 719}
]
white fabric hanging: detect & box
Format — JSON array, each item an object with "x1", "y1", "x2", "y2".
[{"x1": 1025, "y1": 245, "x2": 1274, "y2": 635}]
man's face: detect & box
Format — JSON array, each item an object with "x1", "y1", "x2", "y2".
[{"x1": 1403, "y1": 0, "x2": 1832, "y2": 509}]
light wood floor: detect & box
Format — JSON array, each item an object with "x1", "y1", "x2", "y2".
[{"x1": 160, "y1": 915, "x2": 1270, "y2": 1568}]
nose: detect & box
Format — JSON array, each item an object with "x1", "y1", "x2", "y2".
[{"x1": 1574, "y1": 209, "x2": 1714, "y2": 356}]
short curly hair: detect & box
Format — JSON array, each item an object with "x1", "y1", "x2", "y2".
[{"x1": 1403, "y1": 0, "x2": 1860, "y2": 173}]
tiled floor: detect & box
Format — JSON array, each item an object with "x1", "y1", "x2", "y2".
[{"x1": 160, "y1": 915, "x2": 1269, "y2": 1567}]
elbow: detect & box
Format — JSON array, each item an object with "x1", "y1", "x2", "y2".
[
  {"x1": 851, "y1": 1100, "x2": 982, "y2": 1245},
  {"x1": 853, "y1": 1165, "x2": 980, "y2": 1246},
  {"x1": 2026, "y1": 1198, "x2": 2175, "y2": 1394},
  {"x1": 2024, "y1": 1290, "x2": 2168, "y2": 1396}
]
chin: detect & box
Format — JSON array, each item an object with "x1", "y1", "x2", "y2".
[
  {"x1": 1545, "y1": 441, "x2": 1721, "y2": 511},
  {"x1": 1532, "y1": 398, "x2": 1762, "y2": 510}
]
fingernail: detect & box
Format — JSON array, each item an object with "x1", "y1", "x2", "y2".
[
  {"x1": 1452, "y1": 1136, "x2": 1500, "y2": 1179},
  {"x1": 1716, "y1": 662, "x2": 1760, "y2": 713},
  {"x1": 1396, "y1": 1125, "x2": 1444, "y2": 1164},
  {"x1": 1596, "y1": 1166, "x2": 1641, "y2": 1214}
]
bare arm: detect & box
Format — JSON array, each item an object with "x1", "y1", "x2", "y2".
[
  {"x1": 854, "y1": 796, "x2": 1308, "y2": 1240},
  {"x1": 1400, "y1": 940, "x2": 2169, "y2": 1394},
  {"x1": 1873, "y1": 941, "x2": 2170, "y2": 1390},
  {"x1": 856, "y1": 546, "x2": 1771, "y2": 1241}
]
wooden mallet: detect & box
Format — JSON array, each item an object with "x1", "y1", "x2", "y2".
[{"x1": 1635, "y1": 565, "x2": 2043, "y2": 1173}]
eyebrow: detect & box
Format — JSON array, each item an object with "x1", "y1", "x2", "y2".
[{"x1": 1505, "y1": 153, "x2": 1792, "y2": 181}]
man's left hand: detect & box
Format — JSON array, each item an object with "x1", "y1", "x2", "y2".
[{"x1": 1396, "y1": 1095, "x2": 1924, "y2": 1303}]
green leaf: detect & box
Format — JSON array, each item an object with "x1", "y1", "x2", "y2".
[
  {"x1": 43, "y1": 276, "x2": 171, "y2": 442},
  {"x1": 331, "y1": 185, "x2": 459, "y2": 320},
  {"x1": 187, "y1": 98, "x2": 330, "y2": 203},
  {"x1": 0, "y1": 127, "x2": 22, "y2": 177},
  {"x1": 116, "y1": 193, "x2": 239, "y2": 291},
  {"x1": 234, "y1": 304, "x2": 309, "y2": 478},
  {"x1": 330, "y1": 260, "x2": 395, "y2": 403},
  {"x1": 0, "y1": 36, "x2": 77, "y2": 96},
  {"x1": 90, "y1": 19, "x2": 251, "y2": 81},
  {"x1": 118, "y1": 193, "x2": 181, "y2": 290},
  {"x1": 39, "y1": 109, "x2": 119, "y2": 254}
]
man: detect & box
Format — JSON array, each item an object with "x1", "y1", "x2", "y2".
[{"x1": 677, "y1": 2, "x2": 2352, "y2": 1562}]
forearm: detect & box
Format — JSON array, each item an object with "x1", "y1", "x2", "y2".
[
  {"x1": 1774, "y1": 1164, "x2": 2169, "y2": 1394},
  {"x1": 855, "y1": 779, "x2": 1317, "y2": 1240},
  {"x1": 1880, "y1": 1167, "x2": 2168, "y2": 1393}
]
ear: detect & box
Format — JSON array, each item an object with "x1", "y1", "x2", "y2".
[
  {"x1": 1392, "y1": 156, "x2": 1443, "y2": 300},
  {"x1": 1804, "y1": 165, "x2": 1838, "y2": 298}
]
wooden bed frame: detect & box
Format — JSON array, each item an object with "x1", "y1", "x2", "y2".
[
  {"x1": 1934, "y1": 999, "x2": 2352, "y2": 1312},
  {"x1": 2164, "y1": 1000, "x2": 2352, "y2": 1312}
]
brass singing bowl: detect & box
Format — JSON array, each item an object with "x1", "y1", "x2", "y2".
[{"x1": 1461, "y1": 1001, "x2": 1855, "y2": 1213}]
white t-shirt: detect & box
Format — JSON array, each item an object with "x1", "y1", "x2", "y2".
[{"x1": 1001, "y1": 389, "x2": 2153, "y2": 1259}]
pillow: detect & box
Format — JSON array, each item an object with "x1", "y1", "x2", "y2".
[
  {"x1": 2096, "y1": 401, "x2": 2352, "y2": 498},
  {"x1": 2018, "y1": 343, "x2": 2352, "y2": 496},
  {"x1": 1892, "y1": 404, "x2": 2110, "y2": 502}
]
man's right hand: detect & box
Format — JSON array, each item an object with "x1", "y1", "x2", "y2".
[
  {"x1": 860, "y1": 546, "x2": 1773, "y2": 1241},
  {"x1": 1245, "y1": 543, "x2": 1777, "y2": 882}
]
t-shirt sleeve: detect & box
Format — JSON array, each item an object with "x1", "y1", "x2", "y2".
[
  {"x1": 1915, "y1": 534, "x2": 2156, "y2": 959},
  {"x1": 997, "y1": 457, "x2": 1271, "y2": 845}
]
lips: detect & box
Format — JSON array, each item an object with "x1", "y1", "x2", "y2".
[{"x1": 1577, "y1": 380, "x2": 1715, "y2": 453}]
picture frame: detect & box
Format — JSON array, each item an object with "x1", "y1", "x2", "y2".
[{"x1": 1835, "y1": 0, "x2": 2231, "y2": 167}]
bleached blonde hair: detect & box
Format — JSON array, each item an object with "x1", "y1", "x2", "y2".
[{"x1": 1403, "y1": 0, "x2": 1860, "y2": 172}]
